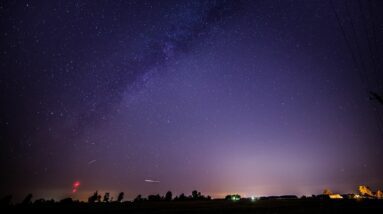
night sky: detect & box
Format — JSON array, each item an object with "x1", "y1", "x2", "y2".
[{"x1": 1, "y1": 0, "x2": 383, "y2": 201}]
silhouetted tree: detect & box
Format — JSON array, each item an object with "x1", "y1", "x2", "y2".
[
  {"x1": 165, "y1": 191, "x2": 172, "y2": 201},
  {"x1": 370, "y1": 91, "x2": 383, "y2": 105},
  {"x1": 148, "y1": 194, "x2": 161, "y2": 201},
  {"x1": 60, "y1": 197, "x2": 73, "y2": 204},
  {"x1": 22, "y1": 194, "x2": 33, "y2": 205},
  {"x1": 192, "y1": 190, "x2": 202, "y2": 200},
  {"x1": 134, "y1": 194, "x2": 143, "y2": 202},
  {"x1": 103, "y1": 192, "x2": 110, "y2": 202},
  {"x1": 178, "y1": 193, "x2": 187, "y2": 201},
  {"x1": 88, "y1": 191, "x2": 100, "y2": 203},
  {"x1": 117, "y1": 192, "x2": 124, "y2": 202}
]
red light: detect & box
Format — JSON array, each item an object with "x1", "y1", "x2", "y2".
[
  {"x1": 73, "y1": 181, "x2": 80, "y2": 188},
  {"x1": 72, "y1": 181, "x2": 80, "y2": 193}
]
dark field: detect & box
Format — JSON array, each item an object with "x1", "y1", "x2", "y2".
[{"x1": 6, "y1": 199, "x2": 383, "y2": 214}]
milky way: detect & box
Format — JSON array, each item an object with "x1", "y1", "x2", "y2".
[{"x1": 1, "y1": 0, "x2": 383, "y2": 200}]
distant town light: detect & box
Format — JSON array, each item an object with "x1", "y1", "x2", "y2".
[
  {"x1": 231, "y1": 195, "x2": 240, "y2": 201},
  {"x1": 329, "y1": 194, "x2": 343, "y2": 199}
]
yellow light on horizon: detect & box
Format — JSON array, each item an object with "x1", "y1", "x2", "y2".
[{"x1": 329, "y1": 194, "x2": 343, "y2": 199}]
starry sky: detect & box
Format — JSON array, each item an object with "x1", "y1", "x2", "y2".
[{"x1": 1, "y1": 0, "x2": 383, "y2": 201}]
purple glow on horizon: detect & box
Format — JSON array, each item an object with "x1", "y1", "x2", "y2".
[{"x1": 1, "y1": 0, "x2": 382, "y2": 201}]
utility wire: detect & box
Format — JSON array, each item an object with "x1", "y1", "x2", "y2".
[
  {"x1": 329, "y1": 0, "x2": 383, "y2": 137},
  {"x1": 345, "y1": 0, "x2": 371, "y2": 88},
  {"x1": 358, "y1": 0, "x2": 380, "y2": 87},
  {"x1": 367, "y1": 0, "x2": 381, "y2": 76},
  {"x1": 329, "y1": 0, "x2": 368, "y2": 90}
]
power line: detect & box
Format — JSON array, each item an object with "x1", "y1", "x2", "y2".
[
  {"x1": 345, "y1": 0, "x2": 371, "y2": 87},
  {"x1": 329, "y1": 0, "x2": 369, "y2": 90},
  {"x1": 329, "y1": 0, "x2": 383, "y2": 136},
  {"x1": 367, "y1": 0, "x2": 381, "y2": 77},
  {"x1": 357, "y1": 0, "x2": 380, "y2": 87}
]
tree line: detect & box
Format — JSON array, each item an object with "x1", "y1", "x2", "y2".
[{"x1": 0, "y1": 190, "x2": 212, "y2": 206}]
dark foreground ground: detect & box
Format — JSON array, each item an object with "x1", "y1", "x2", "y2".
[{"x1": 5, "y1": 199, "x2": 383, "y2": 214}]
